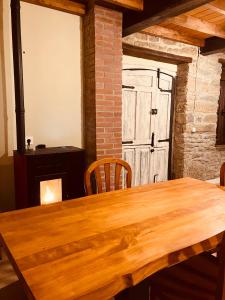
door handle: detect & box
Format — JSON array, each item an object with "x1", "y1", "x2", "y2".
[
  {"x1": 151, "y1": 133, "x2": 155, "y2": 147},
  {"x1": 151, "y1": 109, "x2": 158, "y2": 115},
  {"x1": 158, "y1": 138, "x2": 170, "y2": 143}
]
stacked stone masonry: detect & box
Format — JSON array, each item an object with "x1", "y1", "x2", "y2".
[{"x1": 124, "y1": 33, "x2": 225, "y2": 180}]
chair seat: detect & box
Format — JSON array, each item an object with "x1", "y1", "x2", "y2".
[
  {"x1": 0, "y1": 281, "x2": 28, "y2": 300},
  {"x1": 150, "y1": 253, "x2": 219, "y2": 300}
]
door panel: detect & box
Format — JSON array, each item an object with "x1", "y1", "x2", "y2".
[
  {"x1": 150, "y1": 148, "x2": 169, "y2": 183},
  {"x1": 134, "y1": 146, "x2": 151, "y2": 186},
  {"x1": 135, "y1": 92, "x2": 153, "y2": 144},
  {"x1": 123, "y1": 70, "x2": 156, "y2": 91},
  {"x1": 158, "y1": 73, "x2": 173, "y2": 91},
  {"x1": 154, "y1": 93, "x2": 171, "y2": 148},
  {"x1": 122, "y1": 90, "x2": 154, "y2": 145},
  {"x1": 123, "y1": 146, "x2": 151, "y2": 186},
  {"x1": 123, "y1": 146, "x2": 168, "y2": 186},
  {"x1": 123, "y1": 147, "x2": 135, "y2": 187},
  {"x1": 122, "y1": 90, "x2": 136, "y2": 142}
]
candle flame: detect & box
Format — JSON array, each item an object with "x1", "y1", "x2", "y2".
[
  {"x1": 43, "y1": 186, "x2": 55, "y2": 204},
  {"x1": 40, "y1": 179, "x2": 62, "y2": 205}
]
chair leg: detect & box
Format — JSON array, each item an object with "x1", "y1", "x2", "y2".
[{"x1": 150, "y1": 287, "x2": 159, "y2": 300}]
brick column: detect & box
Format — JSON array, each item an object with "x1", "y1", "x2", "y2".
[{"x1": 83, "y1": 5, "x2": 122, "y2": 165}]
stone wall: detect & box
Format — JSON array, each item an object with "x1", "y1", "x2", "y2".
[{"x1": 123, "y1": 33, "x2": 225, "y2": 180}]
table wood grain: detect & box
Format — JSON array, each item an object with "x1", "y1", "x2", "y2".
[{"x1": 1, "y1": 178, "x2": 225, "y2": 300}]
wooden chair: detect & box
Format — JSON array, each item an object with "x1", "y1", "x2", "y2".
[
  {"x1": 84, "y1": 158, "x2": 132, "y2": 196},
  {"x1": 220, "y1": 162, "x2": 225, "y2": 186},
  {"x1": 149, "y1": 233, "x2": 225, "y2": 300},
  {"x1": 0, "y1": 281, "x2": 28, "y2": 300}
]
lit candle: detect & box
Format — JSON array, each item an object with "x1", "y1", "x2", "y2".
[
  {"x1": 43, "y1": 186, "x2": 55, "y2": 204},
  {"x1": 40, "y1": 179, "x2": 62, "y2": 205}
]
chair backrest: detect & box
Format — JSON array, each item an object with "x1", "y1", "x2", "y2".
[
  {"x1": 216, "y1": 232, "x2": 225, "y2": 300},
  {"x1": 84, "y1": 158, "x2": 132, "y2": 196},
  {"x1": 220, "y1": 163, "x2": 225, "y2": 186}
]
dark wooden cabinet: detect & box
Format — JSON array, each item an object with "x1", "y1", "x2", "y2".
[{"x1": 14, "y1": 146, "x2": 85, "y2": 209}]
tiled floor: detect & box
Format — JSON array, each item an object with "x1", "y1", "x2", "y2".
[{"x1": 0, "y1": 250, "x2": 18, "y2": 289}]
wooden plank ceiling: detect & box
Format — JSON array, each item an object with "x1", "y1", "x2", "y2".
[
  {"x1": 21, "y1": 0, "x2": 225, "y2": 55},
  {"x1": 139, "y1": 0, "x2": 225, "y2": 55},
  {"x1": 21, "y1": 0, "x2": 143, "y2": 15}
]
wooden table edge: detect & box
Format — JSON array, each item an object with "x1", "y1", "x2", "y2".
[{"x1": 0, "y1": 235, "x2": 35, "y2": 300}]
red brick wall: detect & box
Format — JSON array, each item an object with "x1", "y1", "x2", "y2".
[{"x1": 83, "y1": 5, "x2": 122, "y2": 164}]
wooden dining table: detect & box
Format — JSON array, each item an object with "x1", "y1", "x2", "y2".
[{"x1": 1, "y1": 177, "x2": 225, "y2": 300}]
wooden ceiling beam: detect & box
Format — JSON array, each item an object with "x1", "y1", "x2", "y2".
[
  {"x1": 142, "y1": 25, "x2": 205, "y2": 47},
  {"x1": 123, "y1": 0, "x2": 214, "y2": 37},
  {"x1": 206, "y1": 0, "x2": 225, "y2": 15},
  {"x1": 21, "y1": 0, "x2": 85, "y2": 16},
  {"x1": 99, "y1": 0, "x2": 143, "y2": 11},
  {"x1": 123, "y1": 43, "x2": 192, "y2": 64},
  {"x1": 206, "y1": 4, "x2": 225, "y2": 15},
  {"x1": 166, "y1": 15, "x2": 225, "y2": 39},
  {"x1": 201, "y1": 37, "x2": 225, "y2": 55}
]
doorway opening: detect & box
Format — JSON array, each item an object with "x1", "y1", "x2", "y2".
[{"x1": 122, "y1": 55, "x2": 177, "y2": 186}]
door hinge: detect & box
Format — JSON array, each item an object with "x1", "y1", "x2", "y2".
[
  {"x1": 151, "y1": 132, "x2": 155, "y2": 147},
  {"x1": 157, "y1": 68, "x2": 173, "y2": 93},
  {"x1": 158, "y1": 138, "x2": 170, "y2": 143},
  {"x1": 122, "y1": 85, "x2": 135, "y2": 89}
]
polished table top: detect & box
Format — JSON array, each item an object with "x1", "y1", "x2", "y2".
[{"x1": 1, "y1": 178, "x2": 225, "y2": 300}]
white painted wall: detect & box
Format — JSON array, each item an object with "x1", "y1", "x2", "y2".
[{"x1": 21, "y1": 2, "x2": 83, "y2": 148}]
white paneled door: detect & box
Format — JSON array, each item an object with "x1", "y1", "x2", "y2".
[{"x1": 122, "y1": 69, "x2": 173, "y2": 186}]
